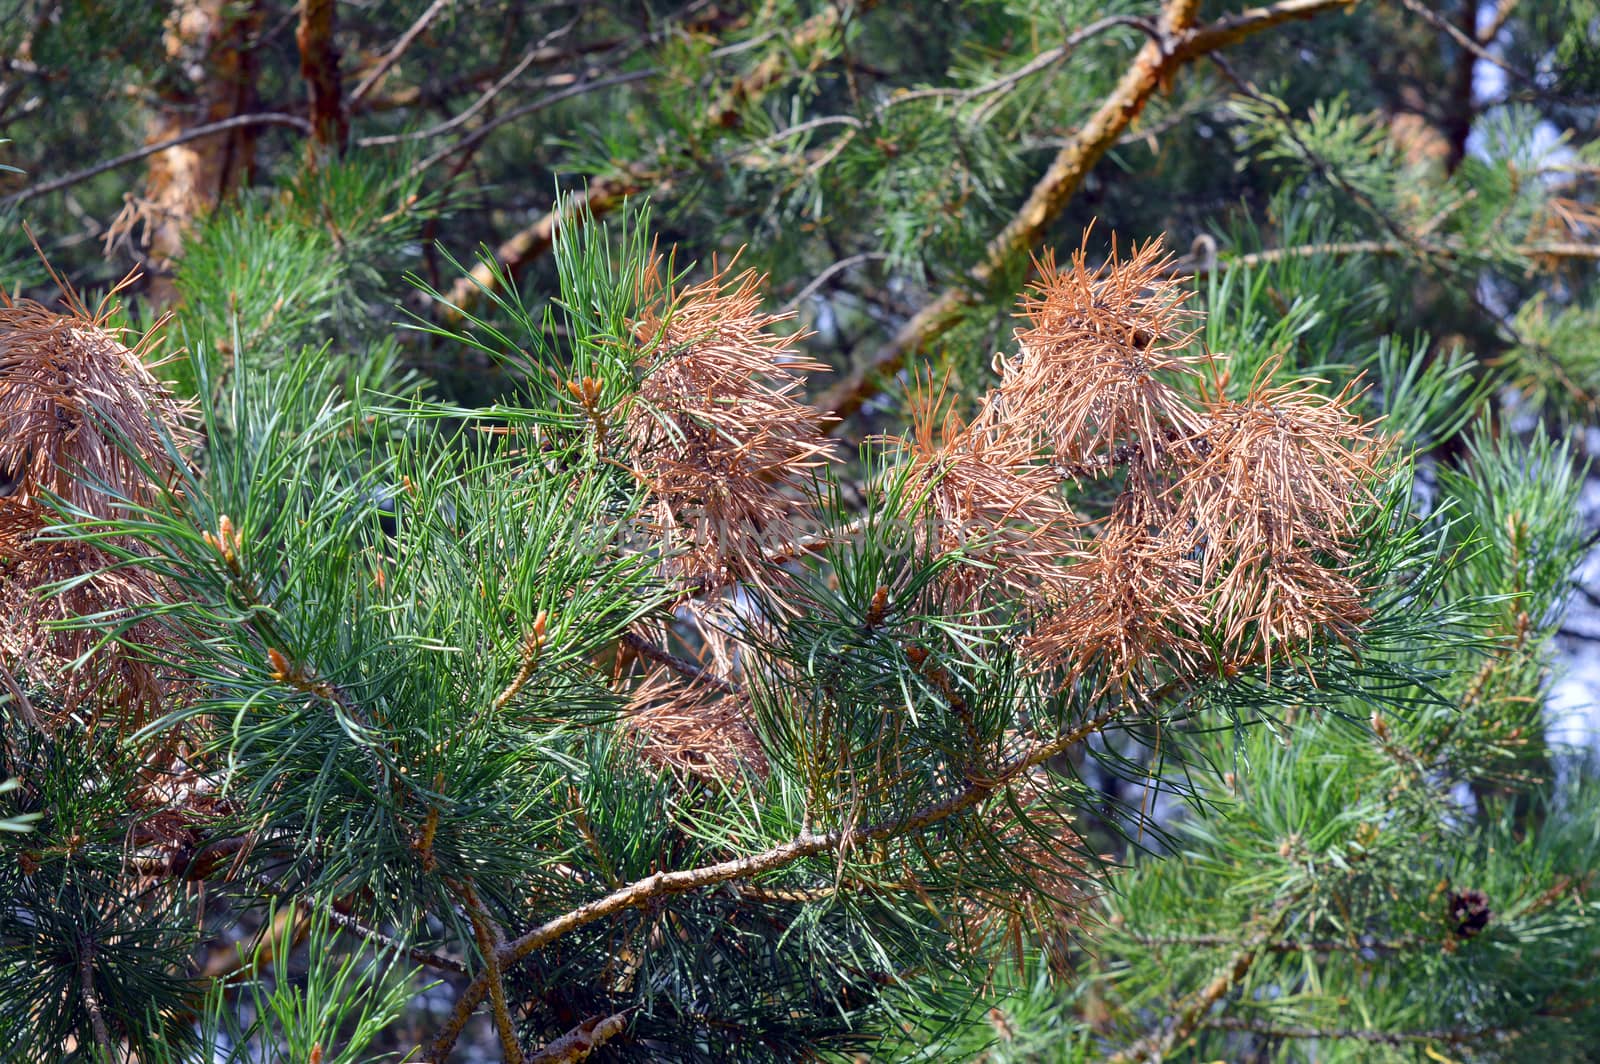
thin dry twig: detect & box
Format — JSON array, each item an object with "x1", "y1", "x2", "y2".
[
  {"x1": 349, "y1": 0, "x2": 456, "y2": 104},
  {"x1": 437, "y1": 2, "x2": 880, "y2": 315},
  {"x1": 0, "y1": 114, "x2": 313, "y2": 208}
]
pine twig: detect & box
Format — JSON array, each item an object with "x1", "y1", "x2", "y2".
[
  {"x1": 359, "y1": 17, "x2": 583, "y2": 148},
  {"x1": 349, "y1": 0, "x2": 456, "y2": 105},
  {"x1": 620, "y1": 630, "x2": 739, "y2": 695},
  {"x1": 436, "y1": 1, "x2": 881, "y2": 318},
  {"x1": 1128, "y1": 930, "x2": 1424, "y2": 954},
  {"x1": 1188, "y1": 238, "x2": 1600, "y2": 276},
  {"x1": 1107, "y1": 890, "x2": 1304, "y2": 1063},
  {"x1": 239, "y1": 875, "x2": 467, "y2": 975},
  {"x1": 1396, "y1": 0, "x2": 1530, "y2": 83},
  {"x1": 77, "y1": 934, "x2": 114, "y2": 1061},
  {"x1": 1199, "y1": 1015, "x2": 1504, "y2": 1047},
  {"x1": 456, "y1": 879, "x2": 525, "y2": 1064}
]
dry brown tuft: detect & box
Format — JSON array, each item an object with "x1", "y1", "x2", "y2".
[
  {"x1": 622, "y1": 666, "x2": 768, "y2": 783},
  {"x1": 1172, "y1": 362, "x2": 1387, "y2": 664},
  {"x1": 1002, "y1": 235, "x2": 1206, "y2": 470},
  {"x1": 0, "y1": 274, "x2": 194, "y2": 727},
  {"x1": 879, "y1": 377, "x2": 1080, "y2": 608},
  {"x1": 1028, "y1": 490, "x2": 1207, "y2": 688},
  {"x1": 625, "y1": 256, "x2": 837, "y2": 596}
]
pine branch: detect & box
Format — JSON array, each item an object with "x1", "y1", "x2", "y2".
[
  {"x1": 1107, "y1": 890, "x2": 1303, "y2": 1063},
  {"x1": 456, "y1": 878, "x2": 525, "y2": 1064},
  {"x1": 1129, "y1": 930, "x2": 1426, "y2": 954},
  {"x1": 407, "y1": 67, "x2": 658, "y2": 178},
  {"x1": 527, "y1": 1011, "x2": 630, "y2": 1063},
  {"x1": 245, "y1": 876, "x2": 469, "y2": 976},
  {"x1": 77, "y1": 933, "x2": 114, "y2": 1061},
  {"x1": 358, "y1": 17, "x2": 584, "y2": 148},
  {"x1": 1199, "y1": 1015, "x2": 1504, "y2": 1046},
  {"x1": 436, "y1": 1, "x2": 882, "y2": 318},
  {"x1": 1189, "y1": 238, "x2": 1600, "y2": 276},
  {"x1": 815, "y1": 0, "x2": 1361, "y2": 426},
  {"x1": 620, "y1": 630, "x2": 739, "y2": 695},
  {"x1": 1396, "y1": 0, "x2": 1530, "y2": 85},
  {"x1": 428, "y1": 699, "x2": 1134, "y2": 1058}
]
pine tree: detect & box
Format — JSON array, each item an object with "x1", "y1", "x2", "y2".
[{"x1": 3, "y1": 2, "x2": 1600, "y2": 1061}]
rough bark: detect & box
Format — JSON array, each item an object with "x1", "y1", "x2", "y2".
[
  {"x1": 297, "y1": 0, "x2": 348, "y2": 162},
  {"x1": 136, "y1": 0, "x2": 264, "y2": 305}
]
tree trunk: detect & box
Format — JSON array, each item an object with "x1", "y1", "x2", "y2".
[{"x1": 138, "y1": 0, "x2": 263, "y2": 304}]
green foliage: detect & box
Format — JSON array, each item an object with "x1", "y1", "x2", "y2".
[{"x1": 2, "y1": 2, "x2": 1599, "y2": 1060}]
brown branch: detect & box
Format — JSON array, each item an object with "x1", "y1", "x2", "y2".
[
  {"x1": 1108, "y1": 891, "x2": 1303, "y2": 1064},
  {"x1": 779, "y1": 252, "x2": 891, "y2": 314},
  {"x1": 0, "y1": 113, "x2": 314, "y2": 208},
  {"x1": 457, "y1": 879, "x2": 525, "y2": 1064},
  {"x1": 620, "y1": 630, "x2": 739, "y2": 695},
  {"x1": 124, "y1": 833, "x2": 251, "y2": 880},
  {"x1": 1128, "y1": 930, "x2": 1425, "y2": 953},
  {"x1": 527, "y1": 1011, "x2": 630, "y2": 1063},
  {"x1": 358, "y1": 18, "x2": 583, "y2": 148},
  {"x1": 437, "y1": 172, "x2": 651, "y2": 319},
  {"x1": 815, "y1": 0, "x2": 1360, "y2": 426},
  {"x1": 1187, "y1": 238, "x2": 1600, "y2": 276},
  {"x1": 428, "y1": 699, "x2": 1133, "y2": 1059},
  {"x1": 1396, "y1": 0, "x2": 1528, "y2": 85},
  {"x1": 297, "y1": 0, "x2": 348, "y2": 160},
  {"x1": 77, "y1": 934, "x2": 114, "y2": 1061},
  {"x1": 349, "y1": 0, "x2": 455, "y2": 105},
  {"x1": 1478, "y1": 0, "x2": 1519, "y2": 45},
  {"x1": 877, "y1": 16, "x2": 1158, "y2": 116},
  {"x1": 408, "y1": 67, "x2": 657, "y2": 178},
  {"x1": 321, "y1": 902, "x2": 467, "y2": 975},
  {"x1": 436, "y1": 1, "x2": 879, "y2": 318},
  {"x1": 236, "y1": 873, "x2": 468, "y2": 975}
]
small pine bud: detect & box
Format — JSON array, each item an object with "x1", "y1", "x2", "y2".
[
  {"x1": 1371, "y1": 712, "x2": 1389, "y2": 742},
  {"x1": 266, "y1": 647, "x2": 291, "y2": 682},
  {"x1": 864, "y1": 586, "x2": 889, "y2": 628}
]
